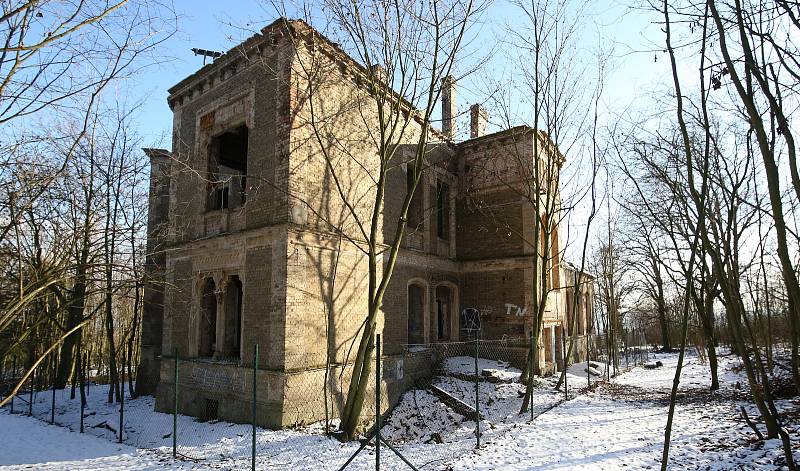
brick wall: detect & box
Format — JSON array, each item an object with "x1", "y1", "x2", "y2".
[
  {"x1": 163, "y1": 257, "x2": 194, "y2": 357},
  {"x1": 166, "y1": 38, "x2": 293, "y2": 245},
  {"x1": 137, "y1": 153, "x2": 171, "y2": 394},
  {"x1": 244, "y1": 242, "x2": 283, "y2": 369}
]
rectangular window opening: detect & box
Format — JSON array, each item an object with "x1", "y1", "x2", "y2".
[
  {"x1": 407, "y1": 165, "x2": 422, "y2": 229},
  {"x1": 208, "y1": 125, "x2": 249, "y2": 211},
  {"x1": 204, "y1": 398, "x2": 219, "y2": 421},
  {"x1": 436, "y1": 180, "x2": 450, "y2": 240}
]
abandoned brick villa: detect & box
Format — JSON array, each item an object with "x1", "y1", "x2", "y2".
[{"x1": 136, "y1": 18, "x2": 594, "y2": 428}]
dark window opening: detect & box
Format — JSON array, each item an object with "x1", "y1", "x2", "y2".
[
  {"x1": 566, "y1": 296, "x2": 573, "y2": 336},
  {"x1": 223, "y1": 276, "x2": 243, "y2": 359},
  {"x1": 407, "y1": 165, "x2": 422, "y2": 229},
  {"x1": 435, "y1": 285, "x2": 451, "y2": 341},
  {"x1": 199, "y1": 278, "x2": 217, "y2": 358},
  {"x1": 436, "y1": 181, "x2": 450, "y2": 240},
  {"x1": 203, "y1": 398, "x2": 219, "y2": 421},
  {"x1": 584, "y1": 293, "x2": 591, "y2": 334},
  {"x1": 235, "y1": 280, "x2": 242, "y2": 351},
  {"x1": 408, "y1": 284, "x2": 425, "y2": 344},
  {"x1": 208, "y1": 125, "x2": 249, "y2": 211}
]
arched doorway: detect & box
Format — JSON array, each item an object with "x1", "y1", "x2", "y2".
[{"x1": 199, "y1": 277, "x2": 217, "y2": 358}]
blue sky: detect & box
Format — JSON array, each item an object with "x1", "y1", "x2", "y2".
[
  {"x1": 121, "y1": 0, "x2": 681, "y2": 261},
  {"x1": 127, "y1": 1, "x2": 265, "y2": 146},
  {"x1": 129, "y1": 0, "x2": 672, "y2": 149}
]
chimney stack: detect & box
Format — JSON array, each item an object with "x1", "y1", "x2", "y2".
[
  {"x1": 470, "y1": 104, "x2": 488, "y2": 138},
  {"x1": 441, "y1": 75, "x2": 456, "y2": 139}
]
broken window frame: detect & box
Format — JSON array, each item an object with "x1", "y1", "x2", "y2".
[{"x1": 207, "y1": 125, "x2": 249, "y2": 212}]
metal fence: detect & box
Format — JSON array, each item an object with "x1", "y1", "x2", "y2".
[{"x1": 0, "y1": 331, "x2": 652, "y2": 470}]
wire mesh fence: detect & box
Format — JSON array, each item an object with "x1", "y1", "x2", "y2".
[{"x1": 1, "y1": 330, "x2": 653, "y2": 470}]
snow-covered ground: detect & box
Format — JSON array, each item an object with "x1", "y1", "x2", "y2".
[
  {"x1": 440, "y1": 356, "x2": 522, "y2": 381},
  {"x1": 0, "y1": 412, "x2": 188, "y2": 470},
  {"x1": 452, "y1": 352, "x2": 800, "y2": 470},
  {"x1": 1, "y1": 350, "x2": 797, "y2": 470}
]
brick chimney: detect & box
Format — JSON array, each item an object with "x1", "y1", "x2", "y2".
[
  {"x1": 441, "y1": 75, "x2": 456, "y2": 139},
  {"x1": 470, "y1": 104, "x2": 488, "y2": 138}
]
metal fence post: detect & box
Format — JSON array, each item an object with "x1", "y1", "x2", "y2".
[
  {"x1": 530, "y1": 333, "x2": 535, "y2": 421},
  {"x1": 28, "y1": 366, "x2": 34, "y2": 416},
  {"x1": 636, "y1": 330, "x2": 641, "y2": 365},
  {"x1": 376, "y1": 334, "x2": 382, "y2": 470},
  {"x1": 86, "y1": 354, "x2": 91, "y2": 397},
  {"x1": 252, "y1": 344, "x2": 258, "y2": 471},
  {"x1": 119, "y1": 352, "x2": 125, "y2": 443},
  {"x1": 641, "y1": 331, "x2": 646, "y2": 364},
  {"x1": 50, "y1": 358, "x2": 56, "y2": 424},
  {"x1": 10, "y1": 356, "x2": 15, "y2": 414},
  {"x1": 474, "y1": 330, "x2": 480, "y2": 448},
  {"x1": 587, "y1": 333, "x2": 591, "y2": 388},
  {"x1": 562, "y1": 332, "x2": 568, "y2": 400},
  {"x1": 80, "y1": 353, "x2": 86, "y2": 434},
  {"x1": 173, "y1": 348, "x2": 178, "y2": 458},
  {"x1": 625, "y1": 328, "x2": 629, "y2": 368}
]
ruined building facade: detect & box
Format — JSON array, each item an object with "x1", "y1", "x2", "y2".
[{"x1": 136, "y1": 19, "x2": 594, "y2": 428}]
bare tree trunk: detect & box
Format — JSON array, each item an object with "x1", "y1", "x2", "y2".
[
  {"x1": 707, "y1": 0, "x2": 800, "y2": 394},
  {"x1": 654, "y1": 269, "x2": 671, "y2": 352},
  {"x1": 702, "y1": 287, "x2": 719, "y2": 390},
  {"x1": 660, "y1": 2, "x2": 711, "y2": 466},
  {"x1": 127, "y1": 280, "x2": 140, "y2": 395},
  {"x1": 55, "y1": 224, "x2": 91, "y2": 389}
]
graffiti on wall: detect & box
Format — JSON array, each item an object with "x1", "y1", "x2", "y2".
[{"x1": 504, "y1": 303, "x2": 528, "y2": 317}]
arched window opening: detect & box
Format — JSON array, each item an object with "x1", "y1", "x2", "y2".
[
  {"x1": 199, "y1": 278, "x2": 217, "y2": 358},
  {"x1": 435, "y1": 285, "x2": 452, "y2": 341},
  {"x1": 408, "y1": 284, "x2": 425, "y2": 344},
  {"x1": 223, "y1": 276, "x2": 243, "y2": 358}
]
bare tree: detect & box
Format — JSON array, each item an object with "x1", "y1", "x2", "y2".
[
  {"x1": 703, "y1": 0, "x2": 800, "y2": 394},
  {"x1": 658, "y1": 0, "x2": 796, "y2": 466},
  {"x1": 475, "y1": 0, "x2": 598, "y2": 412},
  {"x1": 0, "y1": 0, "x2": 174, "y2": 405},
  {"x1": 264, "y1": 0, "x2": 483, "y2": 440},
  {"x1": 1, "y1": 102, "x2": 151, "y2": 407}
]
